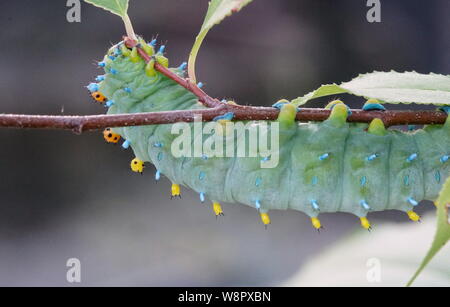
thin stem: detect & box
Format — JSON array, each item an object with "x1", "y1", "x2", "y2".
[
  {"x1": 124, "y1": 37, "x2": 222, "y2": 108},
  {"x1": 122, "y1": 15, "x2": 137, "y2": 41},
  {"x1": 0, "y1": 108, "x2": 446, "y2": 133}
]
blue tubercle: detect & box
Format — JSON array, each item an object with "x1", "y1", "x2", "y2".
[
  {"x1": 363, "y1": 103, "x2": 386, "y2": 111},
  {"x1": 407, "y1": 197, "x2": 419, "y2": 206},
  {"x1": 319, "y1": 153, "x2": 329, "y2": 161},
  {"x1": 87, "y1": 83, "x2": 99, "y2": 93},
  {"x1": 360, "y1": 176, "x2": 367, "y2": 186},
  {"x1": 272, "y1": 102, "x2": 288, "y2": 109},
  {"x1": 95, "y1": 75, "x2": 105, "y2": 82},
  {"x1": 255, "y1": 177, "x2": 262, "y2": 187},
  {"x1": 197, "y1": 82, "x2": 204, "y2": 88},
  {"x1": 367, "y1": 154, "x2": 378, "y2": 161},
  {"x1": 199, "y1": 171, "x2": 206, "y2": 180},
  {"x1": 261, "y1": 156, "x2": 270, "y2": 163},
  {"x1": 407, "y1": 153, "x2": 418, "y2": 162},
  {"x1": 106, "y1": 100, "x2": 115, "y2": 107},
  {"x1": 435, "y1": 171, "x2": 441, "y2": 183},
  {"x1": 178, "y1": 62, "x2": 187, "y2": 70},
  {"x1": 153, "y1": 142, "x2": 164, "y2": 148},
  {"x1": 360, "y1": 200, "x2": 371, "y2": 211},
  {"x1": 110, "y1": 68, "x2": 118, "y2": 75},
  {"x1": 310, "y1": 199, "x2": 320, "y2": 211},
  {"x1": 440, "y1": 155, "x2": 449, "y2": 163},
  {"x1": 213, "y1": 112, "x2": 234, "y2": 121},
  {"x1": 155, "y1": 170, "x2": 161, "y2": 181},
  {"x1": 108, "y1": 55, "x2": 116, "y2": 61},
  {"x1": 255, "y1": 199, "x2": 261, "y2": 210},
  {"x1": 122, "y1": 140, "x2": 131, "y2": 149},
  {"x1": 200, "y1": 192, "x2": 205, "y2": 203},
  {"x1": 98, "y1": 61, "x2": 106, "y2": 67},
  {"x1": 149, "y1": 39, "x2": 157, "y2": 46},
  {"x1": 439, "y1": 106, "x2": 450, "y2": 114},
  {"x1": 404, "y1": 175, "x2": 410, "y2": 186},
  {"x1": 124, "y1": 87, "x2": 132, "y2": 93},
  {"x1": 158, "y1": 45, "x2": 165, "y2": 54}
]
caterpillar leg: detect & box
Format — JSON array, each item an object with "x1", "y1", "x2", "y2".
[
  {"x1": 406, "y1": 210, "x2": 421, "y2": 222},
  {"x1": 360, "y1": 217, "x2": 372, "y2": 231},
  {"x1": 310, "y1": 217, "x2": 322, "y2": 232},
  {"x1": 212, "y1": 202, "x2": 224, "y2": 217},
  {"x1": 171, "y1": 183, "x2": 181, "y2": 199},
  {"x1": 260, "y1": 212, "x2": 271, "y2": 228}
]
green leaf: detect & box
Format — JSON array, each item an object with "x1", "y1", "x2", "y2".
[
  {"x1": 84, "y1": 0, "x2": 136, "y2": 39},
  {"x1": 84, "y1": 0, "x2": 129, "y2": 17},
  {"x1": 291, "y1": 84, "x2": 348, "y2": 106},
  {"x1": 188, "y1": 0, "x2": 253, "y2": 83},
  {"x1": 407, "y1": 177, "x2": 450, "y2": 286},
  {"x1": 291, "y1": 71, "x2": 450, "y2": 107}
]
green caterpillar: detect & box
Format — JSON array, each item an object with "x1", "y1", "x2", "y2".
[{"x1": 87, "y1": 38, "x2": 450, "y2": 230}]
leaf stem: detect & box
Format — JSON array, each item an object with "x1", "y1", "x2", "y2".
[{"x1": 122, "y1": 14, "x2": 137, "y2": 41}]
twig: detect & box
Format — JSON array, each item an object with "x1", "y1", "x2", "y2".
[
  {"x1": 0, "y1": 108, "x2": 446, "y2": 133},
  {"x1": 124, "y1": 37, "x2": 222, "y2": 108},
  {"x1": 0, "y1": 37, "x2": 447, "y2": 133}
]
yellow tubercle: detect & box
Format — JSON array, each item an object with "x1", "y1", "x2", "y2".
[
  {"x1": 155, "y1": 54, "x2": 169, "y2": 68},
  {"x1": 120, "y1": 44, "x2": 131, "y2": 57},
  {"x1": 171, "y1": 184, "x2": 181, "y2": 198},
  {"x1": 216, "y1": 120, "x2": 234, "y2": 137},
  {"x1": 145, "y1": 59, "x2": 157, "y2": 77},
  {"x1": 130, "y1": 47, "x2": 140, "y2": 63},
  {"x1": 213, "y1": 202, "x2": 224, "y2": 216},
  {"x1": 366, "y1": 98, "x2": 380, "y2": 104},
  {"x1": 311, "y1": 217, "x2": 322, "y2": 230},
  {"x1": 91, "y1": 91, "x2": 107, "y2": 103},
  {"x1": 260, "y1": 212, "x2": 271, "y2": 225},
  {"x1": 130, "y1": 158, "x2": 144, "y2": 173},
  {"x1": 103, "y1": 128, "x2": 121, "y2": 144},
  {"x1": 325, "y1": 99, "x2": 344, "y2": 110},
  {"x1": 139, "y1": 38, "x2": 154, "y2": 56},
  {"x1": 407, "y1": 210, "x2": 421, "y2": 222},
  {"x1": 360, "y1": 217, "x2": 372, "y2": 230},
  {"x1": 326, "y1": 101, "x2": 348, "y2": 128},
  {"x1": 367, "y1": 118, "x2": 387, "y2": 136}
]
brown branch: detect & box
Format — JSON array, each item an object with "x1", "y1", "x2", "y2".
[
  {"x1": 0, "y1": 107, "x2": 446, "y2": 133},
  {"x1": 0, "y1": 36, "x2": 447, "y2": 133},
  {"x1": 124, "y1": 37, "x2": 223, "y2": 108}
]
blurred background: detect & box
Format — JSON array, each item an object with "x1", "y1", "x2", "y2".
[{"x1": 0, "y1": 0, "x2": 449, "y2": 286}]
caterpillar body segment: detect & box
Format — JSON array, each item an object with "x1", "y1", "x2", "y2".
[{"x1": 91, "y1": 40, "x2": 450, "y2": 227}]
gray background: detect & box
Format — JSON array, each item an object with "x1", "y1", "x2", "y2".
[{"x1": 0, "y1": 0, "x2": 448, "y2": 286}]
